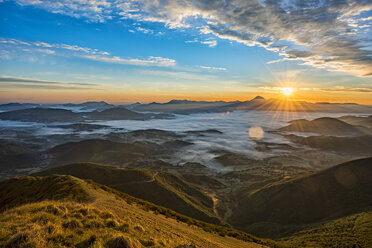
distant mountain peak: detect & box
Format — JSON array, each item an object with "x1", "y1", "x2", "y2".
[
  {"x1": 167, "y1": 99, "x2": 192, "y2": 104},
  {"x1": 252, "y1": 96, "x2": 265, "y2": 100}
]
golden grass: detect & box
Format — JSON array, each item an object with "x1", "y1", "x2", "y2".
[{"x1": 0, "y1": 175, "x2": 272, "y2": 248}]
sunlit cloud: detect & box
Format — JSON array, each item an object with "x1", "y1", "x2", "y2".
[
  {"x1": 260, "y1": 85, "x2": 372, "y2": 94},
  {"x1": 320, "y1": 86, "x2": 372, "y2": 93},
  {"x1": 0, "y1": 76, "x2": 103, "y2": 90}
]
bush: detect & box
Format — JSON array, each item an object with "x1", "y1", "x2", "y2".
[{"x1": 106, "y1": 236, "x2": 138, "y2": 248}]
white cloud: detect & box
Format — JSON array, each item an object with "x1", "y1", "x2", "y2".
[
  {"x1": 198, "y1": 65, "x2": 226, "y2": 71},
  {"x1": 83, "y1": 54, "x2": 176, "y2": 67},
  {"x1": 0, "y1": 38, "x2": 176, "y2": 67},
  {"x1": 138, "y1": 69, "x2": 216, "y2": 81},
  {"x1": 185, "y1": 38, "x2": 218, "y2": 47},
  {"x1": 11, "y1": 0, "x2": 372, "y2": 77}
]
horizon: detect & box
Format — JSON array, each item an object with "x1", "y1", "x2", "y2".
[
  {"x1": 1, "y1": 1, "x2": 372, "y2": 105},
  {"x1": 0, "y1": 95, "x2": 371, "y2": 106}
]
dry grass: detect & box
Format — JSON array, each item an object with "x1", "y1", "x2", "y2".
[{"x1": 0, "y1": 175, "x2": 273, "y2": 248}]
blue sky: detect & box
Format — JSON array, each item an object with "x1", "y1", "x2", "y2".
[{"x1": 0, "y1": 0, "x2": 371, "y2": 103}]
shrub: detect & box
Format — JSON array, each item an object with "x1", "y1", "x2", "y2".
[
  {"x1": 62, "y1": 219, "x2": 82, "y2": 229},
  {"x1": 106, "y1": 236, "x2": 138, "y2": 248}
]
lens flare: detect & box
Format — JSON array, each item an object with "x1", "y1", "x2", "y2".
[{"x1": 249, "y1": 126, "x2": 264, "y2": 140}]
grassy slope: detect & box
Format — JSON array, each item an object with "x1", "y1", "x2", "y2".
[
  {"x1": 286, "y1": 134, "x2": 372, "y2": 155},
  {"x1": 33, "y1": 162, "x2": 220, "y2": 224},
  {"x1": 0, "y1": 175, "x2": 89, "y2": 212},
  {"x1": 281, "y1": 211, "x2": 372, "y2": 248},
  {"x1": 230, "y1": 157, "x2": 372, "y2": 238},
  {"x1": 0, "y1": 140, "x2": 38, "y2": 171},
  {"x1": 0, "y1": 175, "x2": 275, "y2": 248},
  {"x1": 46, "y1": 139, "x2": 149, "y2": 165}
]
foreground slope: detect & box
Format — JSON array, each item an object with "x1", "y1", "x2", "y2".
[
  {"x1": 281, "y1": 211, "x2": 372, "y2": 248},
  {"x1": 0, "y1": 175, "x2": 271, "y2": 248},
  {"x1": 230, "y1": 157, "x2": 372, "y2": 238},
  {"x1": 33, "y1": 162, "x2": 220, "y2": 224}
]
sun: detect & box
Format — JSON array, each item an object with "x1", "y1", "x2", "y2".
[{"x1": 281, "y1": 87, "x2": 293, "y2": 96}]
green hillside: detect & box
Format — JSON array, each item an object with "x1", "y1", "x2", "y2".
[
  {"x1": 230, "y1": 157, "x2": 372, "y2": 238},
  {"x1": 46, "y1": 139, "x2": 152, "y2": 165},
  {"x1": 0, "y1": 139, "x2": 39, "y2": 172},
  {"x1": 33, "y1": 162, "x2": 220, "y2": 224},
  {"x1": 0, "y1": 175, "x2": 274, "y2": 248},
  {"x1": 281, "y1": 211, "x2": 372, "y2": 248}
]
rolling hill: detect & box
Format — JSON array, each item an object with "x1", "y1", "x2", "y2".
[
  {"x1": 0, "y1": 175, "x2": 272, "y2": 248},
  {"x1": 279, "y1": 117, "x2": 369, "y2": 136},
  {"x1": 0, "y1": 139, "x2": 39, "y2": 172},
  {"x1": 280, "y1": 211, "x2": 372, "y2": 248},
  {"x1": 132, "y1": 97, "x2": 372, "y2": 114},
  {"x1": 85, "y1": 107, "x2": 150, "y2": 120},
  {"x1": 0, "y1": 108, "x2": 84, "y2": 123},
  {"x1": 286, "y1": 134, "x2": 372, "y2": 155},
  {"x1": 338, "y1": 115, "x2": 372, "y2": 129},
  {"x1": 46, "y1": 139, "x2": 158, "y2": 165},
  {"x1": 33, "y1": 162, "x2": 220, "y2": 224},
  {"x1": 229, "y1": 157, "x2": 372, "y2": 238}
]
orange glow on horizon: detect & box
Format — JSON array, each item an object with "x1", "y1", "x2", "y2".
[{"x1": 0, "y1": 88, "x2": 371, "y2": 105}]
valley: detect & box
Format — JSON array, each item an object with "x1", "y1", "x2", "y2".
[{"x1": 0, "y1": 99, "x2": 371, "y2": 247}]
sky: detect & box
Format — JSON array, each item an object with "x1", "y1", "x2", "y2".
[{"x1": 0, "y1": 0, "x2": 371, "y2": 104}]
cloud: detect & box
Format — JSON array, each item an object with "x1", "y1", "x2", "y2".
[
  {"x1": 260, "y1": 85, "x2": 372, "y2": 93},
  {"x1": 83, "y1": 54, "x2": 176, "y2": 67},
  {"x1": 138, "y1": 69, "x2": 216, "y2": 81},
  {"x1": 320, "y1": 86, "x2": 372, "y2": 93},
  {"x1": 11, "y1": 0, "x2": 372, "y2": 76},
  {"x1": 186, "y1": 39, "x2": 217, "y2": 47},
  {"x1": 198, "y1": 65, "x2": 226, "y2": 71},
  {"x1": 0, "y1": 76, "x2": 102, "y2": 90},
  {"x1": 0, "y1": 38, "x2": 176, "y2": 67}
]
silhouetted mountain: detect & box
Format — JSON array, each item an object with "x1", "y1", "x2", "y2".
[
  {"x1": 62, "y1": 101, "x2": 114, "y2": 111},
  {"x1": 252, "y1": 96, "x2": 265, "y2": 100},
  {"x1": 0, "y1": 108, "x2": 84, "y2": 123},
  {"x1": 85, "y1": 107, "x2": 172, "y2": 120},
  {"x1": 0, "y1": 103, "x2": 40, "y2": 111},
  {"x1": 133, "y1": 98, "x2": 372, "y2": 114}
]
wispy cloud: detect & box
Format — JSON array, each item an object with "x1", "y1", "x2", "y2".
[
  {"x1": 83, "y1": 54, "x2": 175, "y2": 67},
  {"x1": 185, "y1": 39, "x2": 217, "y2": 47},
  {"x1": 138, "y1": 69, "x2": 216, "y2": 81},
  {"x1": 0, "y1": 38, "x2": 176, "y2": 67},
  {"x1": 0, "y1": 76, "x2": 102, "y2": 90},
  {"x1": 198, "y1": 65, "x2": 226, "y2": 71},
  {"x1": 320, "y1": 86, "x2": 372, "y2": 93},
  {"x1": 260, "y1": 85, "x2": 372, "y2": 93},
  {"x1": 14, "y1": 0, "x2": 372, "y2": 77}
]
